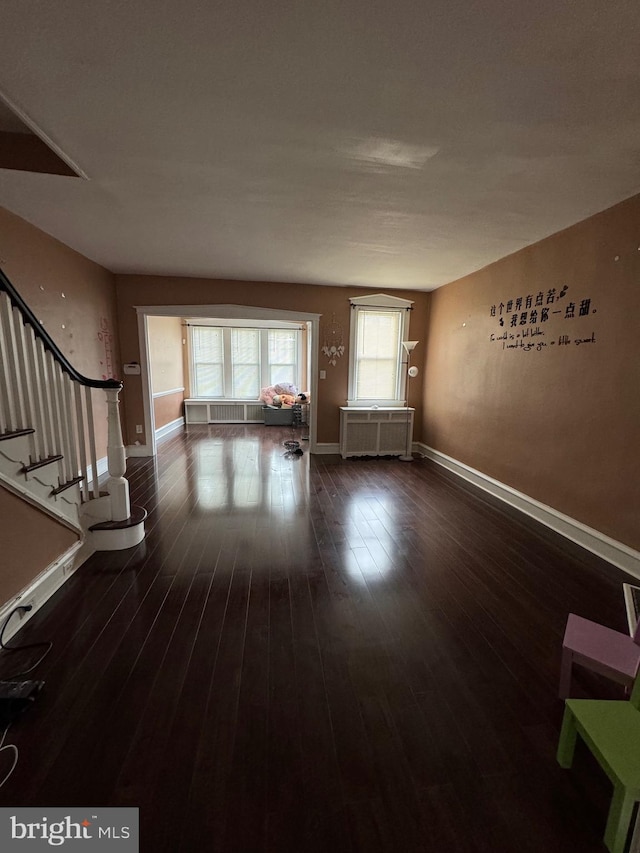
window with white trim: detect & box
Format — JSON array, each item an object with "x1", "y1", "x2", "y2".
[
  {"x1": 189, "y1": 325, "x2": 301, "y2": 399},
  {"x1": 347, "y1": 294, "x2": 413, "y2": 406},
  {"x1": 231, "y1": 328, "x2": 260, "y2": 398},
  {"x1": 268, "y1": 329, "x2": 298, "y2": 386},
  {"x1": 192, "y1": 326, "x2": 224, "y2": 397}
]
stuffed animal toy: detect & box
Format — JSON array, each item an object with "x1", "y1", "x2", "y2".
[
  {"x1": 274, "y1": 382, "x2": 297, "y2": 397},
  {"x1": 272, "y1": 393, "x2": 296, "y2": 408},
  {"x1": 259, "y1": 383, "x2": 298, "y2": 406},
  {"x1": 296, "y1": 392, "x2": 310, "y2": 404}
]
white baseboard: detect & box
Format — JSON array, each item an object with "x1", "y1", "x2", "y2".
[
  {"x1": 0, "y1": 537, "x2": 92, "y2": 643},
  {"x1": 314, "y1": 442, "x2": 341, "y2": 455},
  {"x1": 416, "y1": 443, "x2": 640, "y2": 580},
  {"x1": 126, "y1": 444, "x2": 153, "y2": 457},
  {"x1": 155, "y1": 417, "x2": 185, "y2": 442},
  {"x1": 86, "y1": 455, "x2": 109, "y2": 489}
]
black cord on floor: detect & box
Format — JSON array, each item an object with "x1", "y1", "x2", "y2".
[
  {"x1": 0, "y1": 605, "x2": 52, "y2": 789},
  {"x1": 0, "y1": 605, "x2": 53, "y2": 680},
  {"x1": 0, "y1": 724, "x2": 18, "y2": 789}
]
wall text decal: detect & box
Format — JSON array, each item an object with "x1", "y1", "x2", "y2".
[{"x1": 488, "y1": 285, "x2": 597, "y2": 352}]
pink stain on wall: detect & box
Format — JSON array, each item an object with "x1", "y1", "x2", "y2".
[{"x1": 98, "y1": 316, "x2": 114, "y2": 380}]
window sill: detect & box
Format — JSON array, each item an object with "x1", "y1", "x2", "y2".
[{"x1": 345, "y1": 400, "x2": 406, "y2": 408}]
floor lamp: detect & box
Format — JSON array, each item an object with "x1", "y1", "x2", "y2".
[{"x1": 399, "y1": 340, "x2": 419, "y2": 461}]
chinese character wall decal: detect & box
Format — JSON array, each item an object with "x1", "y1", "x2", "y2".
[{"x1": 321, "y1": 313, "x2": 345, "y2": 366}]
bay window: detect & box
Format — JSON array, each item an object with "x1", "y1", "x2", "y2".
[{"x1": 189, "y1": 324, "x2": 301, "y2": 399}]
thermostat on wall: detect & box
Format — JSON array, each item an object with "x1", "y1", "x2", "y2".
[{"x1": 123, "y1": 362, "x2": 141, "y2": 375}]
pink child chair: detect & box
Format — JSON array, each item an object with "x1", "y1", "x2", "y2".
[{"x1": 559, "y1": 613, "x2": 640, "y2": 699}]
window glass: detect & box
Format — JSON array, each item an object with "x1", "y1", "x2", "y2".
[
  {"x1": 355, "y1": 309, "x2": 401, "y2": 400},
  {"x1": 231, "y1": 329, "x2": 260, "y2": 398},
  {"x1": 268, "y1": 330, "x2": 297, "y2": 386},
  {"x1": 192, "y1": 327, "x2": 224, "y2": 396},
  {"x1": 190, "y1": 326, "x2": 300, "y2": 399}
]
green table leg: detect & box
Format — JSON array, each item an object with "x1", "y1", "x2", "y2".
[
  {"x1": 557, "y1": 707, "x2": 578, "y2": 769},
  {"x1": 604, "y1": 785, "x2": 635, "y2": 853}
]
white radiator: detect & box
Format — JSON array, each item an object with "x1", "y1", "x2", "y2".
[
  {"x1": 339, "y1": 406, "x2": 414, "y2": 458},
  {"x1": 184, "y1": 400, "x2": 266, "y2": 424}
]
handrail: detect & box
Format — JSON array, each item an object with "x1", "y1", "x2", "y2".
[{"x1": 0, "y1": 267, "x2": 122, "y2": 390}]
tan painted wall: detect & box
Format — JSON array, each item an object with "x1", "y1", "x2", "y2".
[
  {"x1": 423, "y1": 194, "x2": 640, "y2": 551},
  {"x1": 147, "y1": 315, "x2": 185, "y2": 395},
  {"x1": 153, "y1": 391, "x2": 184, "y2": 431},
  {"x1": 0, "y1": 206, "x2": 120, "y2": 455},
  {"x1": 114, "y1": 277, "x2": 430, "y2": 445},
  {"x1": 147, "y1": 315, "x2": 185, "y2": 430},
  {"x1": 0, "y1": 486, "x2": 78, "y2": 606}
]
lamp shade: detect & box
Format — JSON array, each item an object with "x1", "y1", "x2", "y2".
[{"x1": 402, "y1": 340, "x2": 419, "y2": 354}]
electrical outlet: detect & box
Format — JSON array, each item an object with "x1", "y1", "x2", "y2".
[
  {"x1": 136, "y1": 425, "x2": 143, "y2": 434},
  {"x1": 18, "y1": 598, "x2": 35, "y2": 618}
]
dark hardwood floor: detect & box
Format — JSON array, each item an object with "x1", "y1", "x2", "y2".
[{"x1": 0, "y1": 424, "x2": 633, "y2": 851}]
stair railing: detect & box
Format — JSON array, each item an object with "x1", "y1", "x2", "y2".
[{"x1": 0, "y1": 268, "x2": 130, "y2": 520}]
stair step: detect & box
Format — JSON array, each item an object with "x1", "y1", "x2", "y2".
[
  {"x1": 0, "y1": 428, "x2": 35, "y2": 442},
  {"x1": 50, "y1": 476, "x2": 84, "y2": 496},
  {"x1": 22, "y1": 454, "x2": 64, "y2": 474},
  {"x1": 88, "y1": 505, "x2": 148, "y2": 532}
]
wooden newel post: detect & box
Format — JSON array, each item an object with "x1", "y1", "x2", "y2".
[{"x1": 105, "y1": 387, "x2": 130, "y2": 522}]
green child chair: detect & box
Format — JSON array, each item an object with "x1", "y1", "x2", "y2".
[{"x1": 557, "y1": 673, "x2": 640, "y2": 853}]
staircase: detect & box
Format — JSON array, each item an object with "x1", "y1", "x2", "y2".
[{"x1": 0, "y1": 268, "x2": 146, "y2": 635}]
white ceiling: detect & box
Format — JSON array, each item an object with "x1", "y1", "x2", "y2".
[{"x1": 0, "y1": 0, "x2": 639, "y2": 291}]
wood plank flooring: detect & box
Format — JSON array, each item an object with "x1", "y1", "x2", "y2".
[{"x1": 0, "y1": 424, "x2": 633, "y2": 852}]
